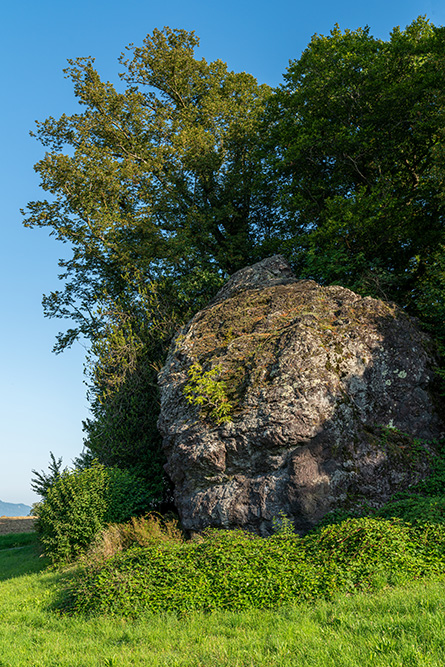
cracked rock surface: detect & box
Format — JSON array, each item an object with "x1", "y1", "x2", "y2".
[{"x1": 158, "y1": 256, "x2": 444, "y2": 534}]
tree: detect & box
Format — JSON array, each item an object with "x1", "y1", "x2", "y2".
[
  {"x1": 25, "y1": 19, "x2": 445, "y2": 493},
  {"x1": 264, "y1": 17, "x2": 445, "y2": 324},
  {"x1": 23, "y1": 27, "x2": 273, "y2": 352},
  {"x1": 31, "y1": 452, "x2": 66, "y2": 499},
  {"x1": 22, "y1": 28, "x2": 274, "y2": 488},
  {"x1": 81, "y1": 280, "x2": 177, "y2": 501}
]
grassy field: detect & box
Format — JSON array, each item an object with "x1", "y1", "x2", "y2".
[{"x1": 1, "y1": 532, "x2": 445, "y2": 666}]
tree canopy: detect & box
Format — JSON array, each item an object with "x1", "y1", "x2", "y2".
[
  {"x1": 264, "y1": 17, "x2": 445, "y2": 324},
  {"x1": 24, "y1": 27, "x2": 273, "y2": 352}
]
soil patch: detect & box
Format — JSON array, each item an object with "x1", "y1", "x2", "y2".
[{"x1": 0, "y1": 517, "x2": 36, "y2": 535}]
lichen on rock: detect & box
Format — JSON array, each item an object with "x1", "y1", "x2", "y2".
[{"x1": 157, "y1": 256, "x2": 445, "y2": 535}]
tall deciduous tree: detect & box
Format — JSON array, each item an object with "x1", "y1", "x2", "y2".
[
  {"x1": 265, "y1": 17, "x2": 445, "y2": 323},
  {"x1": 23, "y1": 27, "x2": 272, "y2": 352},
  {"x1": 24, "y1": 20, "x2": 445, "y2": 494},
  {"x1": 23, "y1": 28, "x2": 273, "y2": 495}
]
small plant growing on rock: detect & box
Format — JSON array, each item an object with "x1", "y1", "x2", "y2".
[
  {"x1": 272, "y1": 511, "x2": 296, "y2": 537},
  {"x1": 184, "y1": 362, "x2": 232, "y2": 424}
]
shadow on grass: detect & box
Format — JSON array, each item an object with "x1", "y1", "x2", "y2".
[
  {"x1": 0, "y1": 532, "x2": 38, "y2": 551},
  {"x1": 0, "y1": 533, "x2": 50, "y2": 581}
]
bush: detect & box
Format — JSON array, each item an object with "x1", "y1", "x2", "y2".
[
  {"x1": 376, "y1": 495, "x2": 445, "y2": 525},
  {"x1": 105, "y1": 467, "x2": 153, "y2": 524},
  {"x1": 305, "y1": 517, "x2": 438, "y2": 593},
  {"x1": 318, "y1": 437, "x2": 445, "y2": 529},
  {"x1": 408, "y1": 438, "x2": 445, "y2": 496},
  {"x1": 35, "y1": 462, "x2": 151, "y2": 563},
  {"x1": 31, "y1": 451, "x2": 66, "y2": 499},
  {"x1": 65, "y1": 517, "x2": 445, "y2": 616},
  {"x1": 68, "y1": 529, "x2": 317, "y2": 615}
]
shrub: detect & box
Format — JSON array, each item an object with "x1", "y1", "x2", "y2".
[
  {"x1": 318, "y1": 436, "x2": 445, "y2": 529},
  {"x1": 65, "y1": 517, "x2": 445, "y2": 616},
  {"x1": 408, "y1": 438, "x2": 445, "y2": 496},
  {"x1": 35, "y1": 462, "x2": 151, "y2": 563},
  {"x1": 31, "y1": 451, "x2": 66, "y2": 499},
  {"x1": 68, "y1": 529, "x2": 317, "y2": 615},
  {"x1": 305, "y1": 517, "x2": 439, "y2": 593},
  {"x1": 105, "y1": 467, "x2": 153, "y2": 523},
  {"x1": 183, "y1": 362, "x2": 232, "y2": 424},
  {"x1": 376, "y1": 495, "x2": 445, "y2": 524}
]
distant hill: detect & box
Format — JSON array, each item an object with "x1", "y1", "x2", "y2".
[{"x1": 0, "y1": 500, "x2": 32, "y2": 517}]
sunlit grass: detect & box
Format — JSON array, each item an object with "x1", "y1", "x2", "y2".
[{"x1": 0, "y1": 533, "x2": 444, "y2": 666}]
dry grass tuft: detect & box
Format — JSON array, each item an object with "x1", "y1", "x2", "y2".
[{"x1": 85, "y1": 513, "x2": 184, "y2": 564}]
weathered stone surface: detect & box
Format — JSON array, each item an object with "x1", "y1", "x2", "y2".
[{"x1": 158, "y1": 256, "x2": 445, "y2": 534}]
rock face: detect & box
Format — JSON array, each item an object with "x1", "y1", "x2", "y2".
[{"x1": 158, "y1": 256, "x2": 444, "y2": 534}]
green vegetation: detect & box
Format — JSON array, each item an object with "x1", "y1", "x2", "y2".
[
  {"x1": 184, "y1": 362, "x2": 233, "y2": 424},
  {"x1": 264, "y1": 18, "x2": 445, "y2": 331},
  {"x1": 0, "y1": 532, "x2": 37, "y2": 551},
  {"x1": 35, "y1": 462, "x2": 151, "y2": 563},
  {"x1": 30, "y1": 433, "x2": 445, "y2": 620},
  {"x1": 80, "y1": 281, "x2": 181, "y2": 502},
  {"x1": 405, "y1": 437, "x2": 445, "y2": 497},
  {"x1": 65, "y1": 517, "x2": 444, "y2": 616},
  {"x1": 31, "y1": 451, "x2": 66, "y2": 499},
  {"x1": 0, "y1": 533, "x2": 48, "y2": 581},
  {"x1": 377, "y1": 496, "x2": 445, "y2": 524},
  {"x1": 1, "y1": 531, "x2": 445, "y2": 666},
  {"x1": 16, "y1": 16, "x2": 445, "y2": 663},
  {"x1": 23, "y1": 26, "x2": 271, "y2": 499}
]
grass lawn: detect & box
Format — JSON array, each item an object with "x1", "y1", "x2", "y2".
[{"x1": 0, "y1": 532, "x2": 444, "y2": 666}]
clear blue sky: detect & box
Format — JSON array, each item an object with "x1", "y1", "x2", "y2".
[{"x1": 2, "y1": 0, "x2": 444, "y2": 506}]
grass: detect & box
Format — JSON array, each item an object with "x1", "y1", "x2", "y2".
[
  {"x1": 0, "y1": 532, "x2": 40, "y2": 550},
  {"x1": 0, "y1": 533, "x2": 49, "y2": 581},
  {"x1": 0, "y1": 531, "x2": 445, "y2": 666}
]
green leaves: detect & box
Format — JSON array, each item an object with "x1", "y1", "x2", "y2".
[
  {"x1": 35, "y1": 462, "x2": 152, "y2": 564},
  {"x1": 24, "y1": 27, "x2": 272, "y2": 357},
  {"x1": 68, "y1": 517, "x2": 445, "y2": 616},
  {"x1": 183, "y1": 362, "x2": 232, "y2": 424},
  {"x1": 23, "y1": 20, "x2": 445, "y2": 505},
  {"x1": 23, "y1": 27, "x2": 274, "y2": 485},
  {"x1": 264, "y1": 17, "x2": 445, "y2": 314}
]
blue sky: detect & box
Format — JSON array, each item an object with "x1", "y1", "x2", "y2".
[{"x1": 2, "y1": 0, "x2": 444, "y2": 506}]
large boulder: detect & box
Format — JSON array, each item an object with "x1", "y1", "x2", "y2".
[{"x1": 158, "y1": 256, "x2": 444, "y2": 534}]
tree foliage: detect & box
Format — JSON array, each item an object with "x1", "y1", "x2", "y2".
[
  {"x1": 35, "y1": 461, "x2": 151, "y2": 563},
  {"x1": 31, "y1": 452, "x2": 67, "y2": 500},
  {"x1": 23, "y1": 27, "x2": 273, "y2": 352},
  {"x1": 264, "y1": 17, "x2": 445, "y2": 328},
  {"x1": 183, "y1": 362, "x2": 233, "y2": 424},
  {"x1": 81, "y1": 280, "x2": 178, "y2": 500}
]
